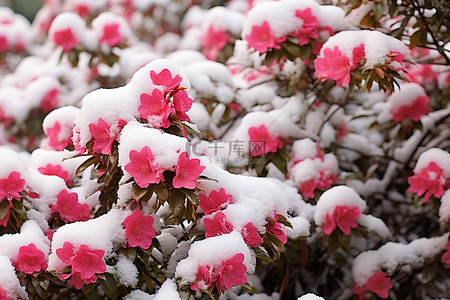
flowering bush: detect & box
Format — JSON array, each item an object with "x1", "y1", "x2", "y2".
[{"x1": 0, "y1": 0, "x2": 449, "y2": 300}]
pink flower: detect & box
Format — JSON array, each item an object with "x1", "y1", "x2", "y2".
[
  {"x1": 138, "y1": 90, "x2": 172, "y2": 128},
  {"x1": 0, "y1": 171, "x2": 25, "y2": 201},
  {"x1": 265, "y1": 212, "x2": 287, "y2": 244},
  {"x1": 38, "y1": 164, "x2": 71, "y2": 187},
  {"x1": 53, "y1": 28, "x2": 79, "y2": 52},
  {"x1": 190, "y1": 265, "x2": 216, "y2": 291},
  {"x1": 52, "y1": 190, "x2": 91, "y2": 222},
  {"x1": 74, "y1": 4, "x2": 90, "y2": 18},
  {"x1": 442, "y1": 241, "x2": 450, "y2": 264},
  {"x1": 172, "y1": 152, "x2": 205, "y2": 189},
  {"x1": 217, "y1": 253, "x2": 247, "y2": 291},
  {"x1": 199, "y1": 188, "x2": 233, "y2": 214},
  {"x1": 408, "y1": 161, "x2": 447, "y2": 202},
  {"x1": 246, "y1": 21, "x2": 286, "y2": 53},
  {"x1": 299, "y1": 180, "x2": 318, "y2": 198},
  {"x1": 56, "y1": 242, "x2": 76, "y2": 265},
  {"x1": 365, "y1": 270, "x2": 393, "y2": 298},
  {"x1": 71, "y1": 245, "x2": 106, "y2": 283},
  {"x1": 314, "y1": 47, "x2": 351, "y2": 87},
  {"x1": 293, "y1": 8, "x2": 319, "y2": 46},
  {"x1": 202, "y1": 25, "x2": 230, "y2": 60},
  {"x1": 99, "y1": 23, "x2": 122, "y2": 46},
  {"x1": 248, "y1": 125, "x2": 282, "y2": 157},
  {"x1": 150, "y1": 69, "x2": 182, "y2": 93},
  {"x1": 88, "y1": 118, "x2": 114, "y2": 155},
  {"x1": 124, "y1": 146, "x2": 162, "y2": 188},
  {"x1": 242, "y1": 222, "x2": 262, "y2": 248},
  {"x1": 172, "y1": 90, "x2": 193, "y2": 122},
  {"x1": 41, "y1": 88, "x2": 59, "y2": 112},
  {"x1": 0, "y1": 35, "x2": 8, "y2": 53},
  {"x1": 322, "y1": 205, "x2": 361, "y2": 235},
  {"x1": 204, "y1": 211, "x2": 233, "y2": 238},
  {"x1": 0, "y1": 286, "x2": 7, "y2": 300},
  {"x1": 14, "y1": 243, "x2": 48, "y2": 274},
  {"x1": 46, "y1": 121, "x2": 72, "y2": 151},
  {"x1": 391, "y1": 95, "x2": 431, "y2": 122},
  {"x1": 123, "y1": 210, "x2": 156, "y2": 249},
  {"x1": 351, "y1": 44, "x2": 365, "y2": 68}
]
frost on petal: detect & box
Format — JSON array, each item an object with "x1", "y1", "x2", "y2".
[
  {"x1": 172, "y1": 152, "x2": 205, "y2": 189},
  {"x1": 123, "y1": 210, "x2": 156, "y2": 249}
]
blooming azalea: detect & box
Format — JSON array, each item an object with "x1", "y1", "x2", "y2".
[
  {"x1": 150, "y1": 69, "x2": 182, "y2": 93},
  {"x1": 46, "y1": 122, "x2": 72, "y2": 151},
  {"x1": 138, "y1": 90, "x2": 172, "y2": 128},
  {"x1": 202, "y1": 25, "x2": 230, "y2": 60},
  {"x1": 56, "y1": 242, "x2": 76, "y2": 265},
  {"x1": 366, "y1": 270, "x2": 393, "y2": 298},
  {"x1": 199, "y1": 188, "x2": 233, "y2": 214},
  {"x1": 391, "y1": 95, "x2": 431, "y2": 122},
  {"x1": 190, "y1": 265, "x2": 216, "y2": 291},
  {"x1": 88, "y1": 118, "x2": 115, "y2": 154},
  {"x1": 408, "y1": 161, "x2": 447, "y2": 203},
  {"x1": 123, "y1": 210, "x2": 156, "y2": 249},
  {"x1": 314, "y1": 47, "x2": 351, "y2": 87},
  {"x1": 41, "y1": 88, "x2": 59, "y2": 112},
  {"x1": 248, "y1": 125, "x2": 282, "y2": 157},
  {"x1": 99, "y1": 23, "x2": 121, "y2": 46},
  {"x1": 71, "y1": 245, "x2": 106, "y2": 282},
  {"x1": 172, "y1": 152, "x2": 205, "y2": 189},
  {"x1": 246, "y1": 21, "x2": 286, "y2": 53},
  {"x1": 322, "y1": 205, "x2": 360, "y2": 235},
  {"x1": 351, "y1": 44, "x2": 365, "y2": 68},
  {"x1": 217, "y1": 253, "x2": 247, "y2": 291},
  {"x1": 38, "y1": 164, "x2": 71, "y2": 186},
  {"x1": 293, "y1": 8, "x2": 319, "y2": 46},
  {"x1": 0, "y1": 171, "x2": 25, "y2": 201},
  {"x1": 52, "y1": 190, "x2": 90, "y2": 222},
  {"x1": 242, "y1": 222, "x2": 262, "y2": 248},
  {"x1": 172, "y1": 90, "x2": 193, "y2": 121},
  {"x1": 204, "y1": 211, "x2": 233, "y2": 238},
  {"x1": 265, "y1": 212, "x2": 287, "y2": 244},
  {"x1": 124, "y1": 146, "x2": 162, "y2": 188},
  {"x1": 53, "y1": 28, "x2": 79, "y2": 52},
  {"x1": 14, "y1": 243, "x2": 48, "y2": 274}
]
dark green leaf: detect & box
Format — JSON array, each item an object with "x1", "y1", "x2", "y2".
[
  {"x1": 373, "y1": 2, "x2": 384, "y2": 21},
  {"x1": 0, "y1": 199, "x2": 9, "y2": 219},
  {"x1": 168, "y1": 189, "x2": 186, "y2": 217},
  {"x1": 100, "y1": 273, "x2": 118, "y2": 299},
  {"x1": 327, "y1": 230, "x2": 341, "y2": 254},
  {"x1": 76, "y1": 156, "x2": 100, "y2": 175}
]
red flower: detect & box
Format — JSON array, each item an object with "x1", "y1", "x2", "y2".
[
  {"x1": 123, "y1": 210, "x2": 156, "y2": 249},
  {"x1": 322, "y1": 205, "x2": 360, "y2": 235},
  {"x1": 46, "y1": 121, "x2": 72, "y2": 151},
  {"x1": 242, "y1": 222, "x2": 262, "y2": 248},
  {"x1": 190, "y1": 265, "x2": 216, "y2": 291},
  {"x1": 0, "y1": 35, "x2": 8, "y2": 52},
  {"x1": 172, "y1": 152, "x2": 205, "y2": 189},
  {"x1": 124, "y1": 146, "x2": 162, "y2": 188},
  {"x1": 199, "y1": 188, "x2": 233, "y2": 214},
  {"x1": 204, "y1": 211, "x2": 233, "y2": 238},
  {"x1": 265, "y1": 212, "x2": 287, "y2": 244},
  {"x1": 40, "y1": 88, "x2": 59, "y2": 112},
  {"x1": 248, "y1": 125, "x2": 282, "y2": 157},
  {"x1": 0, "y1": 171, "x2": 25, "y2": 201},
  {"x1": 38, "y1": 164, "x2": 71, "y2": 187},
  {"x1": 391, "y1": 95, "x2": 431, "y2": 122},
  {"x1": 408, "y1": 161, "x2": 446, "y2": 203},
  {"x1": 0, "y1": 286, "x2": 8, "y2": 300},
  {"x1": 71, "y1": 245, "x2": 106, "y2": 283},
  {"x1": 138, "y1": 90, "x2": 172, "y2": 128},
  {"x1": 172, "y1": 90, "x2": 193, "y2": 122},
  {"x1": 56, "y1": 242, "x2": 76, "y2": 265},
  {"x1": 293, "y1": 8, "x2": 319, "y2": 46},
  {"x1": 314, "y1": 47, "x2": 351, "y2": 87},
  {"x1": 150, "y1": 69, "x2": 182, "y2": 94},
  {"x1": 202, "y1": 25, "x2": 230, "y2": 60},
  {"x1": 53, "y1": 28, "x2": 79, "y2": 52},
  {"x1": 52, "y1": 190, "x2": 91, "y2": 222},
  {"x1": 217, "y1": 253, "x2": 247, "y2": 291},
  {"x1": 246, "y1": 21, "x2": 286, "y2": 53},
  {"x1": 14, "y1": 243, "x2": 48, "y2": 274},
  {"x1": 351, "y1": 44, "x2": 365, "y2": 68},
  {"x1": 88, "y1": 118, "x2": 115, "y2": 154},
  {"x1": 99, "y1": 23, "x2": 122, "y2": 47},
  {"x1": 366, "y1": 270, "x2": 393, "y2": 298}
]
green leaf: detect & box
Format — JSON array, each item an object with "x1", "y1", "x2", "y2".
[
  {"x1": 76, "y1": 156, "x2": 100, "y2": 175},
  {"x1": 82, "y1": 282, "x2": 97, "y2": 294},
  {"x1": 100, "y1": 273, "x2": 118, "y2": 299},
  {"x1": 264, "y1": 50, "x2": 277, "y2": 67},
  {"x1": 271, "y1": 152, "x2": 287, "y2": 174},
  {"x1": 327, "y1": 230, "x2": 341, "y2": 254},
  {"x1": 373, "y1": 2, "x2": 384, "y2": 21},
  {"x1": 168, "y1": 189, "x2": 186, "y2": 217},
  {"x1": 0, "y1": 199, "x2": 9, "y2": 219},
  {"x1": 338, "y1": 232, "x2": 352, "y2": 251},
  {"x1": 277, "y1": 214, "x2": 293, "y2": 229},
  {"x1": 241, "y1": 282, "x2": 260, "y2": 294},
  {"x1": 254, "y1": 246, "x2": 274, "y2": 263},
  {"x1": 181, "y1": 188, "x2": 199, "y2": 206},
  {"x1": 153, "y1": 183, "x2": 169, "y2": 203}
]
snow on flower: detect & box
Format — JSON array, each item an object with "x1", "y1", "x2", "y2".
[
  {"x1": 322, "y1": 205, "x2": 361, "y2": 235},
  {"x1": 199, "y1": 188, "x2": 233, "y2": 214},
  {"x1": 248, "y1": 124, "x2": 282, "y2": 156},
  {"x1": 123, "y1": 210, "x2": 156, "y2": 249},
  {"x1": 0, "y1": 171, "x2": 25, "y2": 202},
  {"x1": 202, "y1": 25, "x2": 230, "y2": 60},
  {"x1": 51, "y1": 190, "x2": 91, "y2": 223},
  {"x1": 0, "y1": 256, "x2": 29, "y2": 300},
  {"x1": 49, "y1": 13, "x2": 87, "y2": 52},
  {"x1": 13, "y1": 243, "x2": 48, "y2": 274},
  {"x1": 388, "y1": 83, "x2": 432, "y2": 122},
  {"x1": 245, "y1": 21, "x2": 285, "y2": 53},
  {"x1": 314, "y1": 46, "x2": 351, "y2": 87},
  {"x1": 92, "y1": 12, "x2": 131, "y2": 48},
  {"x1": 138, "y1": 89, "x2": 172, "y2": 129},
  {"x1": 353, "y1": 270, "x2": 393, "y2": 299},
  {"x1": 408, "y1": 148, "x2": 450, "y2": 203},
  {"x1": 42, "y1": 106, "x2": 80, "y2": 151},
  {"x1": 204, "y1": 211, "x2": 234, "y2": 238}
]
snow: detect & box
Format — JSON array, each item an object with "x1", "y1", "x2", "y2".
[
  {"x1": 438, "y1": 190, "x2": 450, "y2": 222},
  {"x1": 298, "y1": 294, "x2": 325, "y2": 300},
  {"x1": 154, "y1": 280, "x2": 180, "y2": 300},
  {"x1": 124, "y1": 290, "x2": 155, "y2": 300},
  {"x1": 353, "y1": 233, "x2": 449, "y2": 285},
  {"x1": 387, "y1": 83, "x2": 427, "y2": 112},
  {"x1": 47, "y1": 208, "x2": 126, "y2": 271},
  {"x1": 115, "y1": 254, "x2": 139, "y2": 287},
  {"x1": 201, "y1": 6, "x2": 245, "y2": 36},
  {"x1": 414, "y1": 148, "x2": 450, "y2": 177},
  {"x1": 0, "y1": 256, "x2": 29, "y2": 300}
]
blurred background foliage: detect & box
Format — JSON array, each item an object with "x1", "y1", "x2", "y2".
[{"x1": 0, "y1": 0, "x2": 43, "y2": 21}]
